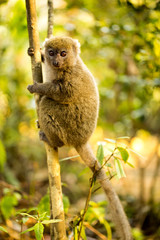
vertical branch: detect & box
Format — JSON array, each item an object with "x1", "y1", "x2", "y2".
[
  {"x1": 46, "y1": 1, "x2": 66, "y2": 239},
  {"x1": 25, "y1": 0, "x2": 42, "y2": 84},
  {"x1": 45, "y1": 144, "x2": 66, "y2": 240},
  {"x1": 25, "y1": 0, "x2": 43, "y2": 109},
  {"x1": 25, "y1": 1, "x2": 66, "y2": 239},
  {"x1": 47, "y1": 0, "x2": 54, "y2": 38}
]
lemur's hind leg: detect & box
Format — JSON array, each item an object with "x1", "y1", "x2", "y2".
[{"x1": 39, "y1": 129, "x2": 64, "y2": 148}]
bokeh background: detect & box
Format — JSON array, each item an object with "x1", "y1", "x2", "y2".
[{"x1": 0, "y1": 0, "x2": 160, "y2": 239}]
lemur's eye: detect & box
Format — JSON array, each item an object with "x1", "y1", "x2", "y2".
[
  {"x1": 60, "y1": 51, "x2": 67, "y2": 57},
  {"x1": 49, "y1": 50, "x2": 54, "y2": 56}
]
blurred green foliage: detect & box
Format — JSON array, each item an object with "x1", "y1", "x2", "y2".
[
  {"x1": 0, "y1": 0, "x2": 160, "y2": 180},
  {"x1": 0, "y1": 1, "x2": 160, "y2": 238},
  {"x1": 0, "y1": 188, "x2": 21, "y2": 219},
  {"x1": 0, "y1": 0, "x2": 160, "y2": 240}
]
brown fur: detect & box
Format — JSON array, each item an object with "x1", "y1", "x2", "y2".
[
  {"x1": 27, "y1": 36, "x2": 99, "y2": 148},
  {"x1": 27, "y1": 37, "x2": 133, "y2": 239}
]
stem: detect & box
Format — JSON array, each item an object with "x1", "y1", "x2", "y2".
[
  {"x1": 84, "y1": 222, "x2": 108, "y2": 240},
  {"x1": 99, "y1": 147, "x2": 116, "y2": 172},
  {"x1": 78, "y1": 172, "x2": 96, "y2": 239}
]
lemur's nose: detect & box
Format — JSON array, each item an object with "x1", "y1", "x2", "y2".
[{"x1": 53, "y1": 61, "x2": 60, "y2": 67}]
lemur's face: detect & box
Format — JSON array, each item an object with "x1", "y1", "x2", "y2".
[{"x1": 44, "y1": 37, "x2": 80, "y2": 69}]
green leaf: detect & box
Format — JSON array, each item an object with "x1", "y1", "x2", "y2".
[
  {"x1": 27, "y1": 207, "x2": 38, "y2": 213},
  {"x1": 39, "y1": 212, "x2": 47, "y2": 221},
  {"x1": 3, "y1": 167, "x2": 20, "y2": 187},
  {"x1": 0, "y1": 140, "x2": 6, "y2": 172},
  {"x1": 19, "y1": 212, "x2": 37, "y2": 220},
  {"x1": 78, "y1": 167, "x2": 90, "y2": 177},
  {"x1": 0, "y1": 226, "x2": 8, "y2": 233},
  {"x1": 60, "y1": 155, "x2": 80, "y2": 162},
  {"x1": 117, "y1": 147, "x2": 129, "y2": 162},
  {"x1": 96, "y1": 144, "x2": 104, "y2": 165},
  {"x1": 16, "y1": 208, "x2": 27, "y2": 215},
  {"x1": 21, "y1": 216, "x2": 29, "y2": 224},
  {"x1": 104, "y1": 138, "x2": 116, "y2": 143},
  {"x1": 128, "y1": 148, "x2": 145, "y2": 159},
  {"x1": 38, "y1": 194, "x2": 50, "y2": 216},
  {"x1": 63, "y1": 194, "x2": 70, "y2": 214},
  {"x1": 21, "y1": 225, "x2": 35, "y2": 234},
  {"x1": 103, "y1": 220, "x2": 112, "y2": 240},
  {"x1": 116, "y1": 136, "x2": 130, "y2": 140},
  {"x1": 81, "y1": 226, "x2": 87, "y2": 240},
  {"x1": 41, "y1": 219, "x2": 62, "y2": 224},
  {"x1": 126, "y1": 162, "x2": 134, "y2": 168},
  {"x1": 114, "y1": 158, "x2": 126, "y2": 179},
  {"x1": 34, "y1": 222, "x2": 44, "y2": 240},
  {"x1": 85, "y1": 201, "x2": 107, "y2": 224},
  {"x1": 74, "y1": 226, "x2": 78, "y2": 240},
  {"x1": 105, "y1": 163, "x2": 112, "y2": 168},
  {"x1": 0, "y1": 195, "x2": 18, "y2": 219},
  {"x1": 106, "y1": 146, "x2": 115, "y2": 153}
]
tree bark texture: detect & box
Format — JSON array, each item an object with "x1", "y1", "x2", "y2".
[
  {"x1": 45, "y1": 144, "x2": 66, "y2": 240},
  {"x1": 25, "y1": 0, "x2": 43, "y2": 84},
  {"x1": 25, "y1": 1, "x2": 66, "y2": 239},
  {"x1": 25, "y1": 0, "x2": 43, "y2": 110}
]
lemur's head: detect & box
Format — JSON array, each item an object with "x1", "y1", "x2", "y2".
[{"x1": 43, "y1": 36, "x2": 80, "y2": 69}]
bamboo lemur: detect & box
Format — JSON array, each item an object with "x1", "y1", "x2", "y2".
[
  {"x1": 27, "y1": 37, "x2": 132, "y2": 240},
  {"x1": 27, "y1": 36, "x2": 99, "y2": 152}
]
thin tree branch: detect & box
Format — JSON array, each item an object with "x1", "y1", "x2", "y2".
[
  {"x1": 84, "y1": 222, "x2": 108, "y2": 240},
  {"x1": 45, "y1": 144, "x2": 66, "y2": 240},
  {"x1": 46, "y1": 1, "x2": 66, "y2": 238},
  {"x1": 25, "y1": 0, "x2": 43, "y2": 110},
  {"x1": 47, "y1": 0, "x2": 54, "y2": 38},
  {"x1": 78, "y1": 170, "x2": 96, "y2": 239}
]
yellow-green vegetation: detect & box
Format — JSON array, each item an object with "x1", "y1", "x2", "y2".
[{"x1": 0, "y1": 0, "x2": 160, "y2": 239}]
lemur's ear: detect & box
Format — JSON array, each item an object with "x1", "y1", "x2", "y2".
[
  {"x1": 42, "y1": 38, "x2": 49, "y2": 48},
  {"x1": 72, "y1": 39, "x2": 81, "y2": 55}
]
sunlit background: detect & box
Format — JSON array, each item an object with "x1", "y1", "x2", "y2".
[{"x1": 0, "y1": 0, "x2": 160, "y2": 239}]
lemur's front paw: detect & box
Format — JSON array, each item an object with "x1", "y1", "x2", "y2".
[
  {"x1": 36, "y1": 120, "x2": 40, "y2": 129},
  {"x1": 27, "y1": 82, "x2": 37, "y2": 93},
  {"x1": 27, "y1": 47, "x2": 34, "y2": 56}
]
